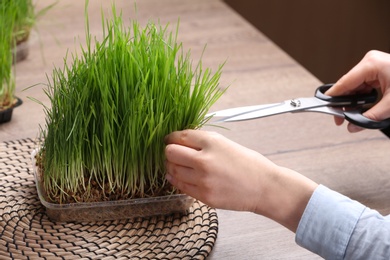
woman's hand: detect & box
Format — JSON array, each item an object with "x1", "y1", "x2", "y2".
[
  {"x1": 165, "y1": 129, "x2": 317, "y2": 231},
  {"x1": 326, "y1": 50, "x2": 390, "y2": 132},
  {"x1": 165, "y1": 130, "x2": 276, "y2": 212}
]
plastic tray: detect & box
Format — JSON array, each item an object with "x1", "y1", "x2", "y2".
[{"x1": 31, "y1": 149, "x2": 194, "y2": 222}]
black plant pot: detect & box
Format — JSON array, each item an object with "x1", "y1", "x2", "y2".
[{"x1": 0, "y1": 97, "x2": 22, "y2": 124}]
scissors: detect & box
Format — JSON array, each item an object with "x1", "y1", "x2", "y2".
[{"x1": 207, "y1": 83, "x2": 390, "y2": 130}]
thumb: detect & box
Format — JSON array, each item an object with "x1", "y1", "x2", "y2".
[
  {"x1": 363, "y1": 91, "x2": 390, "y2": 121},
  {"x1": 346, "y1": 92, "x2": 390, "y2": 133}
]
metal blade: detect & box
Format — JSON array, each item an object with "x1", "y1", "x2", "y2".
[
  {"x1": 206, "y1": 103, "x2": 280, "y2": 117},
  {"x1": 304, "y1": 106, "x2": 345, "y2": 117},
  {"x1": 222, "y1": 101, "x2": 291, "y2": 121},
  {"x1": 222, "y1": 97, "x2": 328, "y2": 122}
]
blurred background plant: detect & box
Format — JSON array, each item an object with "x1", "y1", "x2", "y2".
[
  {"x1": 0, "y1": 0, "x2": 17, "y2": 110},
  {"x1": 12, "y1": 0, "x2": 55, "y2": 63},
  {"x1": 0, "y1": 0, "x2": 55, "y2": 119},
  {"x1": 12, "y1": 0, "x2": 35, "y2": 46}
]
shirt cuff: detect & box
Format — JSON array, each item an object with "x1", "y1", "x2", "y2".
[{"x1": 295, "y1": 184, "x2": 366, "y2": 260}]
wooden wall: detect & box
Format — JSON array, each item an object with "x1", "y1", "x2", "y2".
[{"x1": 224, "y1": 0, "x2": 390, "y2": 83}]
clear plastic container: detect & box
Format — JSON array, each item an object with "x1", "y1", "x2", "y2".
[{"x1": 31, "y1": 150, "x2": 194, "y2": 222}]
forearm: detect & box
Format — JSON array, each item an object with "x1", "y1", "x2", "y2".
[{"x1": 253, "y1": 166, "x2": 318, "y2": 232}]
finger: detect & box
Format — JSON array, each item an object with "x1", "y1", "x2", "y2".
[
  {"x1": 347, "y1": 123, "x2": 364, "y2": 133},
  {"x1": 165, "y1": 143, "x2": 198, "y2": 168},
  {"x1": 165, "y1": 161, "x2": 200, "y2": 186},
  {"x1": 344, "y1": 98, "x2": 390, "y2": 133},
  {"x1": 363, "y1": 91, "x2": 390, "y2": 121},
  {"x1": 326, "y1": 55, "x2": 379, "y2": 96},
  {"x1": 165, "y1": 129, "x2": 209, "y2": 150},
  {"x1": 334, "y1": 116, "x2": 345, "y2": 126},
  {"x1": 165, "y1": 173, "x2": 200, "y2": 198},
  {"x1": 166, "y1": 173, "x2": 214, "y2": 208}
]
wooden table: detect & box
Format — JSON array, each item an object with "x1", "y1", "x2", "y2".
[{"x1": 2, "y1": 0, "x2": 390, "y2": 258}]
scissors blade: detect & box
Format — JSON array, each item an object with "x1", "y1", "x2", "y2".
[
  {"x1": 206, "y1": 104, "x2": 280, "y2": 117},
  {"x1": 222, "y1": 97, "x2": 328, "y2": 122}
]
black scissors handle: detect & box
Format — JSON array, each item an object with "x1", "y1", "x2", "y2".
[
  {"x1": 315, "y1": 83, "x2": 390, "y2": 129},
  {"x1": 315, "y1": 83, "x2": 378, "y2": 105},
  {"x1": 343, "y1": 110, "x2": 390, "y2": 129}
]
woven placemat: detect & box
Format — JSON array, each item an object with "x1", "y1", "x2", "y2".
[{"x1": 0, "y1": 139, "x2": 218, "y2": 259}]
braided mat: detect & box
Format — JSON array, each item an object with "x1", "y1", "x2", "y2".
[{"x1": 0, "y1": 139, "x2": 218, "y2": 259}]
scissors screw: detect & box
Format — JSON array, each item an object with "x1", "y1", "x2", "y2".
[{"x1": 290, "y1": 99, "x2": 301, "y2": 107}]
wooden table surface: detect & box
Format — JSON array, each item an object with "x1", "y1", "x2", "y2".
[{"x1": 2, "y1": 0, "x2": 390, "y2": 259}]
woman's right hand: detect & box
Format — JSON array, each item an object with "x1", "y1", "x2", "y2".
[{"x1": 325, "y1": 50, "x2": 390, "y2": 132}]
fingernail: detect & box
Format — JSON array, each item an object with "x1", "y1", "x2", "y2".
[
  {"x1": 164, "y1": 134, "x2": 170, "y2": 144},
  {"x1": 166, "y1": 174, "x2": 173, "y2": 182}
]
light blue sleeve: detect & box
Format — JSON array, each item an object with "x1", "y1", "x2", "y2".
[
  {"x1": 344, "y1": 206, "x2": 390, "y2": 259},
  {"x1": 295, "y1": 184, "x2": 390, "y2": 259}
]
